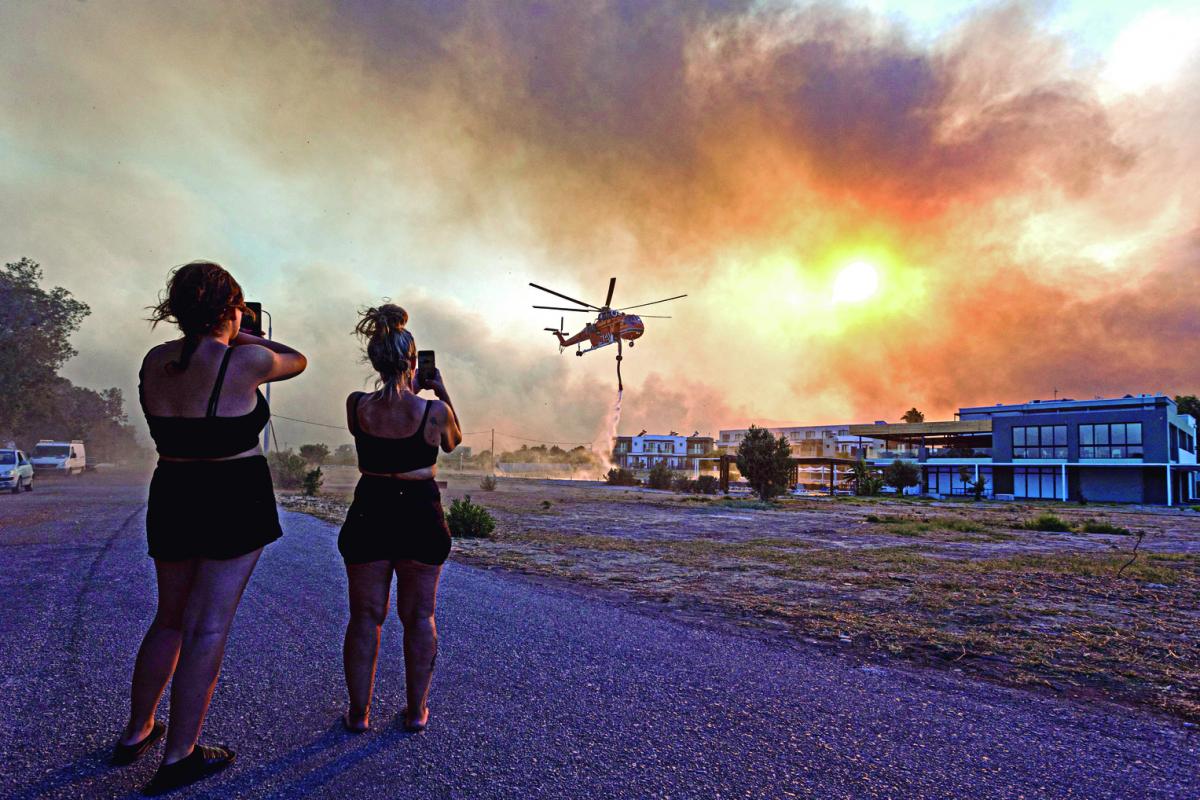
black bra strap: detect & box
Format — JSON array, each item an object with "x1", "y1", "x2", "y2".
[
  {"x1": 349, "y1": 393, "x2": 364, "y2": 436},
  {"x1": 416, "y1": 399, "x2": 432, "y2": 436},
  {"x1": 206, "y1": 349, "x2": 235, "y2": 417}
]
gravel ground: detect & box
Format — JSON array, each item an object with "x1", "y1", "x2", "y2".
[{"x1": 0, "y1": 472, "x2": 1196, "y2": 799}]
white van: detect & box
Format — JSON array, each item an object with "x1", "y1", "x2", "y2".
[{"x1": 31, "y1": 440, "x2": 87, "y2": 476}]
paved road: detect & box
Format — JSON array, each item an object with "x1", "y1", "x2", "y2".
[{"x1": 0, "y1": 474, "x2": 1195, "y2": 799}]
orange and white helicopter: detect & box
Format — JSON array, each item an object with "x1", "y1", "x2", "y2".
[{"x1": 530, "y1": 277, "x2": 686, "y2": 390}]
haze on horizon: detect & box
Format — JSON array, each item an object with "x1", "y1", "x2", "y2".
[{"x1": 2, "y1": 0, "x2": 1197, "y2": 452}]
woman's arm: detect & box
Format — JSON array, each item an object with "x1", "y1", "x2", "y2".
[
  {"x1": 233, "y1": 330, "x2": 307, "y2": 383},
  {"x1": 426, "y1": 369, "x2": 462, "y2": 452}
]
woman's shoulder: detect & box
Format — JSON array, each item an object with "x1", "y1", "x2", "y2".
[{"x1": 141, "y1": 340, "x2": 179, "y2": 371}]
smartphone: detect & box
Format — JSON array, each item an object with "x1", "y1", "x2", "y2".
[
  {"x1": 417, "y1": 350, "x2": 436, "y2": 389},
  {"x1": 240, "y1": 302, "x2": 264, "y2": 336}
]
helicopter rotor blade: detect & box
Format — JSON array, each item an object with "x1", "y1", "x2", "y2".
[
  {"x1": 616, "y1": 293, "x2": 688, "y2": 311},
  {"x1": 637, "y1": 314, "x2": 672, "y2": 318},
  {"x1": 604, "y1": 277, "x2": 616, "y2": 308},
  {"x1": 533, "y1": 305, "x2": 592, "y2": 312},
  {"x1": 529, "y1": 282, "x2": 600, "y2": 310}
]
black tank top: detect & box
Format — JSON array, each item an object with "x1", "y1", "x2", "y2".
[
  {"x1": 140, "y1": 348, "x2": 270, "y2": 459},
  {"x1": 350, "y1": 392, "x2": 440, "y2": 473}
]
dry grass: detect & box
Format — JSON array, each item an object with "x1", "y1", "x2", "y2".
[{"x1": 280, "y1": 475, "x2": 1200, "y2": 720}]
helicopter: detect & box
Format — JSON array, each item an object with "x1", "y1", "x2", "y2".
[{"x1": 530, "y1": 277, "x2": 686, "y2": 390}]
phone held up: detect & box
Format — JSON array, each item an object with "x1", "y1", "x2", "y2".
[
  {"x1": 417, "y1": 350, "x2": 436, "y2": 390},
  {"x1": 240, "y1": 302, "x2": 265, "y2": 337}
]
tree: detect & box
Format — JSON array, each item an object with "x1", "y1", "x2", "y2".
[
  {"x1": 901, "y1": 408, "x2": 925, "y2": 423},
  {"x1": 646, "y1": 461, "x2": 674, "y2": 490},
  {"x1": 735, "y1": 425, "x2": 793, "y2": 501},
  {"x1": 849, "y1": 458, "x2": 884, "y2": 496},
  {"x1": 884, "y1": 460, "x2": 921, "y2": 494},
  {"x1": 331, "y1": 443, "x2": 356, "y2": 465},
  {"x1": 1175, "y1": 395, "x2": 1200, "y2": 420},
  {"x1": 0, "y1": 258, "x2": 90, "y2": 438},
  {"x1": 299, "y1": 443, "x2": 330, "y2": 465}
]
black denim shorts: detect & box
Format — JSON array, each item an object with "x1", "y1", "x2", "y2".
[
  {"x1": 338, "y1": 477, "x2": 451, "y2": 566},
  {"x1": 145, "y1": 455, "x2": 283, "y2": 561}
]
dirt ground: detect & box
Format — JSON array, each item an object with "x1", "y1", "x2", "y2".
[{"x1": 283, "y1": 467, "x2": 1200, "y2": 721}]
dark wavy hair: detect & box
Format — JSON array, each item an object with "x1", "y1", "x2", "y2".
[
  {"x1": 354, "y1": 303, "x2": 414, "y2": 390},
  {"x1": 148, "y1": 261, "x2": 251, "y2": 373}
]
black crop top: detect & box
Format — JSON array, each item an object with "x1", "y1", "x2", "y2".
[
  {"x1": 350, "y1": 393, "x2": 440, "y2": 474},
  {"x1": 140, "y1": 348, "x2": 270, "y2": 459}
]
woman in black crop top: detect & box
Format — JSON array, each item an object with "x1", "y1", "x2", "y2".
[
  {"x1": 338, "y1": 303, "x2": 462, "y2": 734},
  {"x1": 118, "y1": 262, "x2": 306, "y2": 794}
]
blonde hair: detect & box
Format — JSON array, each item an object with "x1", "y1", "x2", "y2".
[{"x1": 354, "y1": 303, "x2": 414, "y2": 390}]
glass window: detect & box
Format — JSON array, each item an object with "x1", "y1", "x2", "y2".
[
  {"x1": 0, "y1": 451, "x2": 15, "y2": 465},
  {"x1": 1127, "y1": 423, "x2": 1142, "y2": 445},
  {"x1": 1095, "y1": 426, "x2": 1109, "y2": 445},
  {"x1": 1014, "y1": 471, "x2": 1026, "y2": 497},
  {"x1": 1013, "y1": 428, "x2": 1025, "y2": 447},
  {"x1": 1112, "y1": 425, "x2": 1126, "y2": 445},
  {"x1": 1080, "y1": 446, "x2": 1094, "y2": 459},
  {"x1": 1053, "y1": 426, "x2": 1066, "y2": 446},
  {"x1": 1080, "y1": 425, "x2": 1093, "y2": 445}
]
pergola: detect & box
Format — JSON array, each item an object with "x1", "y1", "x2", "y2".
[{"x1": 715, "y1": 454, "x2": 862, "y2": 495}]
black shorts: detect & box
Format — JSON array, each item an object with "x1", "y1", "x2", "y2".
[
  {"x1": 146, "y1": 455, "x2": 283, "y2": 561},
  {"x1": 338, "y1": 477, "x2": 452, "y2": 566}
]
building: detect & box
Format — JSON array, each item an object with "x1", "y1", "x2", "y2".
[
  {"x1": 850, "y1": 394, "x2": 1198, "y2": 505},
  {"x1": 716, "y1": 423, "x2": 913, "y2": 460},
  {"x1": 612, "y1": 432, "x2": 715, "y2": 475}
]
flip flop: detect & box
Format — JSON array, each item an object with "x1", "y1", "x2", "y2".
[
  {"x1": 111, "y1": 721, "x2": 166, "y2": 766},
  {"x1": 141, "y1": 744, "x2": 235, "y2": 796}
]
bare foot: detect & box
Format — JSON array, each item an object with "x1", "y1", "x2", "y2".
[
  {"x1": 343, "y1": 711, "x2": 369, "y2": 733},
  {"x1": 402, "y1": 706, "x2": 429, "y2": 732}
]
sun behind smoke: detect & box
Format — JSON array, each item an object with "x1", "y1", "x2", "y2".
[{"x1": 831, "y1": 261, "x2": 880, "y2": 304}]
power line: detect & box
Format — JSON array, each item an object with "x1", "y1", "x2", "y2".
[{"x1": 271, "y1": 413, "x2": 345, "y2": 430}]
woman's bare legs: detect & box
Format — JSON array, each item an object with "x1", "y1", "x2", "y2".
[
  {"x1": 394, "y1": 560, "x2": 442, "y2": 728},
  {"x1": 120, "y1": 559, "x2": 199, "y2": 745},
  {"x1": 160, "y1": 548, "x2": 262, "y2": 765},
  {"x1": 343, "y1": 561, "x2": 394, "y2": 731}
]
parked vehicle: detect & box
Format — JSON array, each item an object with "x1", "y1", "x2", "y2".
[
  {"x1": 30, "y1": 440, "x2": 87, "y2": 476},
  {"x1": 0, "y1": 449, "x2": 35, "y2": 493}
]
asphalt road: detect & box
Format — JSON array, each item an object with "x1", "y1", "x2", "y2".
[{"x1": 0, "y1": 473, "x2": 1195, "y2": 799}]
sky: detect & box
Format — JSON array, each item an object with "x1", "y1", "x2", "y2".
[{"x1": 2, "y1": 0, "x2": 1198, "y2": 452}]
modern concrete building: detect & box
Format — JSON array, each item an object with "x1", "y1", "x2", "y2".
[
  {"x1": 716, "y1": 424, "x2": 903, "y2": 460},
  {"x1": 612, "y1": 432, "x2": 715, "y2": 475},
  {"x1": 851, "y1": 394, "x2": 1198, "y2": 505}
]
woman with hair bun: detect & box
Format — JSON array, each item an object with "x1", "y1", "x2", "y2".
[
  {"x1": 118, "y1": 261, "x2": 306, "y2": 794},
  {"x1": 340, "y1": 303, "x2": 462, "y2": 734}
]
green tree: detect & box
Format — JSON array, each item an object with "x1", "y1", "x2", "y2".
[
  {"x1": 299, "y1": 443, "x2": 330, "y2": 465},
  {"x1": 0, "y1": 258, "x2": 91, "y2": 438},
  {"x1": 735, "y1": 425, "x2": 793, "y2": 501},
  {"x1": 849, "y1": 458, "x2": 884, "y2": 496},
  {"x1": 646, "y1": 461, "x2": 674, "y2": 490},
  {"x1": 884, "y1": 460, "x2": 921, "y2": 494},
  {"x1": 1174, "y1": 395, "x2": 1200, "y2": 420},
  {"x1": 302, "y1": 467, "x2": 324, "y2": 496},
  {"x1": 901, "y1": 408, "x2": 925, "y2": 423}
]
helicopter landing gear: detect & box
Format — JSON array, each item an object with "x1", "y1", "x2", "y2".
[
  {"x1": 628, "y1": 340, "x2": 634, "y2": 348},
  {"x1": 575, "y1": 348, "x2": 583, "y2": 357}
]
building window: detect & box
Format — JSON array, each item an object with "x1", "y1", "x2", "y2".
[
  {"x1": 1079, "y1": 423, "x2": 1143, "y2": 459},
  {"x1": 1012, "y1": 425, "x2": 1067, "y2": 459},
  {"x1": 925, "y1": 466, "x2": 993, "y2": 496},
  {"x1": 1013, "y1": 466, "x2": 1062, "y2": 500}
]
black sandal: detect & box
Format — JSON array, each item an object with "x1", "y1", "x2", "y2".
[
  {"x1": 141, "y1": 744, "x2": 235, "y2": 796},
  {"x1": 342, "y1": 712, "x2": 368, "y2": 734},
  {"x1": 111, "y1": 721, "x2": 166, "y2": 766}
]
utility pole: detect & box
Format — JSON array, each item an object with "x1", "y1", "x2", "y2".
[
  {"x1": 490, "y1": 428, "x2": 495, "y2": 476},
  {"x1": 261, "y1": 308, "x2": 273, "y2": 454}
]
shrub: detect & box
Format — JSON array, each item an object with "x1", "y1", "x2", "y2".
[
  {"x1": 540, "y1": 500, "x2": 552, "y2": 510},
  {"x1": 302, "y1": 467, "x2": 324, "y2": 496},
  {"x1": 647, "y1": 462, "x2": 675, "y2": 490},
  {"x1": 446, "y1": 495, "x2": 496, "y2": 538},
  {"x1": 268, "y1": 449, "x2": 307, "y2": 489},
  {"x1": 480, "y1": 474, "x2": 497, "y2": 491},
  {"x1": 1020, "y1": 513, "x2": 1071, "y2": 532},
  {"x1": 605, "y1": 467, "x2": 637, "y2": 486},
  {"x1": 1079, "y1": 520, "x2": 1132, "y2": 536},
  {"x1": 696, "y1": 475, "x2": 719, "y2": 495},
  {"x1": 671, "y1": 473, "x2": 695, "y2": 493}
]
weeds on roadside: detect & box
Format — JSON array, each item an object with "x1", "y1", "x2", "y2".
[
  {"x1": 447, "y1": 495, "x2": 496, "y2": 538},
  {"x1": 480, "y1": 474, "x2": 497, "y2": 491}
]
